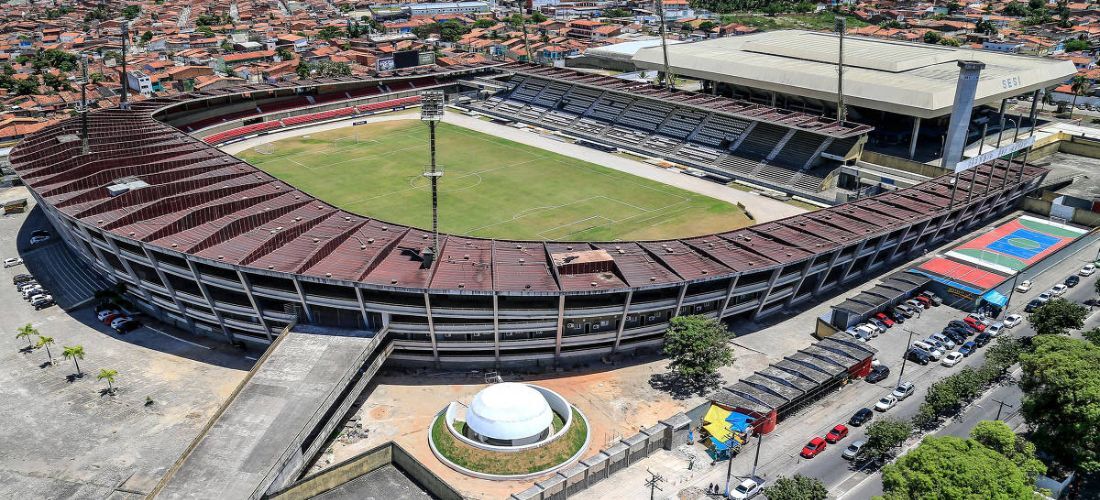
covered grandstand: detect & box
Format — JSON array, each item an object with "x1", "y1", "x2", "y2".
[
  {"x1": 467, "y1": 63, "x2": 871, "y2": 198},
  {"x1": 630, "y1": 30, "x2": 1076, "y2": 160},
  {"x1": 9, "y1": 68, "x2": 1048, "y2": 367}
]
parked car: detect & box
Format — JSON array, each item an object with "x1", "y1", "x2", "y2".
[
  {"x1": 912, "y1": 341, "x2": 943, "y2": 361},
  {"x1": 862, "y1": 321, "x2": 885, "y2": 335},
  {"x1": 1037, "y1": 291, "x2": 1053, "y2": 302},
  {"x1": 849, "y1": 408, "x2": 874, "y2": 427},
  {"x1": 906, "y1": 348, "x2": 930, "y2": 365},
  {"x1": 874, "y1": 312, "x2": 895, "y2": 327},
  {"x1": 942, "y1": 351, "x2": 964, "y2": 367},
  {"x1": 1003, "y1": 314, "x2": 1023, "y2": 328},
  {"x1": 924, "y1": 337, "x2": 948, "y2": 352},
  {"x1": 96, "y1": 310, "x2": 120, "y2": 322},
  {"x1": 730, "y1": 477, "x2": 765, "y2": 500},
  {"x1": 12, "y1": 274, "x2": 32, "y2": 284},
  {"x1": 109, "y1": 317, "x2": 131, "y2": 330},
  {"x1": 33, "y1": 297, "x2": 55, "y2": 310},
  {"x1": 115, "y1": 319, "x2": 140, "y2": 333},
  {"x1": 891, "y1": 382, "x2": 915, "y2": 400},
  {"x1": 868, "y1": 318, "x2": 889, "y2": 332},
  {"x1": 856, "y1": 323, "x2": 879, "y2": 338},
  {"x1": 963, "y1": 316, "x2": 987, "y2": 332},
  {"x1": 959, "y1": 341, "x2": 977, "y2": 356},
  {"x1": 920, "y1": 291, "x2": 943, "y2": 306},
  {"x1": 842, "y1": 440, "x2": 866, "y2": 460},
  {"x1": 1025, "y1": 299, "x2": 1044, "y2": 313},
  {"x1": 28, "y1": 235, "x2": 49, "y2": 245},
  {"x1": 3, "y1": 257, "x2": 22, "y2": 268},
  {"x1": 1065, "y1": 275, "x2": 1081, "y2": 288},
  {"x1": 1015, "y1": 280, "x2": 1033, "y2": 292},
  {"x1": 895, "y1": 304, "x2": 917, "y2": 317},
  {"x1": 1052, "y1": 284, "x2": 1069, "y2": 296},
  {"x1": 930, "y1": 333, "x2": 957, "y2": 350},
  {"x1": 885, "y1": 309, "x2": 905, "y2": 324},
  {"x1": 1081, "y1": 264, "x2": 1096, "y2": 276},
  {"x1": 825, "y1": 424, "x2": 849, "y2": 443},
  {"x1": 974, "y1": 332, "x2": 992, "y2": 347},
  {"x1": 801, "y1": 437, "x2": 828, "y2": 458},
  {"x1": 865, "y1": 365, "x2": 890, "y2": 383},
  {"x1": 914, "y1": 296, "x2": 933, "y2": 309},
  {"x1": 874, "y1": 395, "x2": 898, "y2": 412},
  {"x1": 941, "y1": 329, "x2": 967, "y2": 344},
  {"x1": 947, "y1": 320, "x2": 974, "y2": 333},
  {"x1": 985, "y1": 322, "x2": 1004, "y2": 337},
  {"x1": 21, "y1": 287, "x2": 44, "y2": 299},
  {"x1": 905, "y1": 299, "x2": 927, "y2": 310}
]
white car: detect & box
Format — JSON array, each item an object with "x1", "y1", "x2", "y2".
[
  {"x1": 1051, "y1": 284, "x2": 1068, "y2": 296},
  {"x1": 942, "y1": 351, "x2": 964, "y2": 367},
  {"x1": 1015, "y1": 280, "x2": 1032, "y2": 292},
  {"x1": 986, "y1": 322, "x2": 1004, "y2": 337},
  {"x1": 96, "y1": 309, "x2": 120, "y2": 322},
  {"x1": 1037, "y1": 291, "x2": 1053, "y2": 302},
  {"x1": 856, "y1": 324, "x2": 878, "y2": 339},
  {"x1": 1003, "y1": 314, "x2": 1023, "y2": 328},
  {"x1": 729, "y1": 477, "x2": 765, "y2": 499},
  {"x1": 891, "y1": 382, "x2": 915, "y2": 400},
  {"x1": 874, "y1": 395, "x2": 898, "y2": 412},
  {"x1": 1081, "y1": 264, "x2": 1096, "y2": 276},
  {"x1": 28, "y1": 235, "x2": 49, "y2": 245},
  {"x1": 109, "y1": 317, "x2": 131, "y2": 330},
  {"x1": 3, "y1": 257, "x2": 22, "y2": 268},
  {"x1": 930, "y1": 333, "x2": 957, "y2": 350}
]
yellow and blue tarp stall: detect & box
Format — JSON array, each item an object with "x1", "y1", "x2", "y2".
[{"x1": 702, "y1": 404, "x2": 751, "y2": 454}]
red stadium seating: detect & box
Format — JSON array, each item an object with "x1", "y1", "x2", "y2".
[
  {"x1": 202, "y1": 121, "x2": 284, "y2": 144},
  {"x1": 355, "y1": 96, "x2": 422, "y2": 113}
]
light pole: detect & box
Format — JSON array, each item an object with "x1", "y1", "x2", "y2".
[{"x1": 420, "y1": 90, "x2": 445, "y2": 266}]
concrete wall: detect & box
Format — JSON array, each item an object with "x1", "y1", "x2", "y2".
[
  {"x1": 509, "y1": 413, "x2": 691, "y2": 500},
  {"x1": 860, "y1": 150, "x2": 951, "y2": 178},
  {"x1": 1023, "y1": 196, "x2": 1100, "y2": 227},
  {"x1": 270, "y1": 442, "x2": 462, "y2": 500}
]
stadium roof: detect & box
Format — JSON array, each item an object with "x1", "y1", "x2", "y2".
[{"x1": 632, "y1": 30, "x2": 1077, "y2": 119}]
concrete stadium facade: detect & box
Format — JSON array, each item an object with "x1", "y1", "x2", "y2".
[{"x1": 10, "y1": 69, "x2": 1047, "y2": 368}]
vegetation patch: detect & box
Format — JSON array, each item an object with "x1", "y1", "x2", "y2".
[{"x1": 431, "y1": 408, "x2": 587, "y2": 475}]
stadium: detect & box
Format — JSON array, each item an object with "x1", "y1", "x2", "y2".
[{"x1": 9, "y1": 61, "x2": 1046, "y2": 370}]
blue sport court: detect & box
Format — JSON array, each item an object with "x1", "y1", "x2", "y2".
[{"x1": 986, "y1": 229, "x2": 1061, "y2": 260}]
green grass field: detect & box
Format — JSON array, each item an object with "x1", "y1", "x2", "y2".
[{"x1": 238, "y1": 120, "x2": 750, "y2": 241}]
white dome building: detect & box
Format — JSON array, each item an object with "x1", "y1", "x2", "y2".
[{"x1": 464, "y1": 383, "x2": 556, "y2": 446}]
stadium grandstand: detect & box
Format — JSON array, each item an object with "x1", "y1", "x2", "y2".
[
  {"x1": 465, "y1": 63, "x2": 872, "y2": 199},
  {"x1": 9, "y1": 68, "x2": 1047, "y2": 368},
  {"x1": 630, "y1": 30, "x2": 1076, "y2": 161}
]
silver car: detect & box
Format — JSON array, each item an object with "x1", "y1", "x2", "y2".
[{"x1": 842, "y1": 440, "x2": 866, "y2": 460}]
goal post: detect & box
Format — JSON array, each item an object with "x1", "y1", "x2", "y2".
[{"x1": 253, "y1": 143, "x2": 275, "y2": 155}]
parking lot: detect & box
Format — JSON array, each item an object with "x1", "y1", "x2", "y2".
[{"x1": 0, "y1": 188, "x2": 253, "y2": 498}]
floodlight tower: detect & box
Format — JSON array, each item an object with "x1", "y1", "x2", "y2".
[
  {"x1": 120, "y1": 21, "x2": 130, "y2": 110},
  {"x1": 421, "y1": 90, "x2": 445, "y2": 267},
  {"x1": 79, "y1": 55, "x2": 89, "y2": 154},
  {"x1": 835, "y1": 17, "x2": 847, "y2": 123},
  {"x1": 655, "y1": 0, "x2": 675, "y2": 90}
]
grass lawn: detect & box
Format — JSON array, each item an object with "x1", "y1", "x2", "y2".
[
  {"x1": 431, "y1": 408, "x2": 587, "y2": 475},
  {"x1": 238, "y1": 120, "x2": 750, "y2": 241}
]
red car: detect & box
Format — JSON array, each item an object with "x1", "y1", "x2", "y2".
[
  {"x1": 963, "y1": 316, "x2": 987, "y2": 332},
  {"x1": 801, "y1": 437, "x2": 827, "y2": 458},
  {"x1": 825, "y1": 424, "x2": 849, "y2": 443},
  {"x1": 914, "y1": 296, "x2": 932, "y2": 308},
  {"x1": 102, "y1": 313, "x2": 122, "y2": 325},
  {"x1": 873, "y1": 313, "x2": 895, "y2": 327}
]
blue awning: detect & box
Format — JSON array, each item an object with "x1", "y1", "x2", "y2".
[
  {"x1": 982, "y1": 289, "x2": 1008, "y2": 307},
  {"x1": 725, "y1": 411, "x2": 755, "y2": 433}
]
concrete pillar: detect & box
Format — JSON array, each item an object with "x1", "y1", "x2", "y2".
[
  {"x1": 423, "y1": 292, "x2": 439, "y2": 362},
  {"x1": 290, "y1": 276, "x2": 314, "y2": 323},
  {"x1": 995, "y1": 98, "x2": 1008, "y2": 148},
  {"x1": 236, "y1": 270, "x2": 272, "y2": 341},
  {"x1": 554, "y1": 295, "x2": 565, "y2": 358},
  {"x1": 1028, "y1": 89, "x2": 1041, "y2": 129},
  {"x1": 611, "y1": 290, "x2": 633, "y2": 353},
  {"x1": 908, "y1": 116, "x2": 921, "y2": 159},
  {"x1": 941, "y1": 60, "x2": 986, "y2": 171}
]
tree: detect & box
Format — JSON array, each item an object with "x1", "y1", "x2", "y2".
[
  {"x1": 141, "y1": 31, "x2": 154, "y2": 44},
  {"x1": 946, "y1": 1, "x2": 962, "y2": 13},
  {"x1": 603, "y1": 7, "x2": 632, "y2": 17},
  {"x1": 15, "y1": 323, "x2": 37, "y2": 349},
  {"x1": 122, "y1": 5, "x2": 141, "y2": 20},
  {"x1": 985, "y1": 335, "x2": 1025, "y2": 374},
  {"x1": 42, "y1": 72, "x2": 71, "y2": 92},
  {"x1": 1003, "y1": 1, "x2": 1029, "y2": 16},
  {"x1": 296, "y1": 61, "x2": 312, "y2": 79},
  {"x1": 923, "y1": 30, "x2": 943, "y2": 44},
  {"x1": 438, "y1": 19, "x2": 471, "y2": 43},
  {"x1": 761, "y1": 475, "x2": 828, "y2": 500},
  {"x1": 1019, "y1": 335, "x2": 1100, "y2": 471},
  {"x1": 1084, "y1": 327, "x2": 1100, "y2": 346},
  {"x1": 14, "y1": 75, "x2": 38, "y2": 95},
  {"x1": 36, "y1": 335, "x2": 55, "y2": 365},
  {"x1": 974, "y1": 19, "x2": 998, "y2": 35},
  {"x1": 970, "y1": 420, "x2": 1046, "y2": 480},
  {"x1": 698, "y1": 21, "x2": 717, "y2": 31},
  {"x1": 317, "y1": 26, "x2": 343, "y2": 41},
  {"x1": 1028, "y1": 298, "x2": 1087, "y2": 335},
  {"x1": 662, "y1": 315, "x2": 733, "y2": 386},
  {"x1": 863, "y1": 418, "x2": 912, "y2": 462},
  {"x1": 276, "y1": 48, "x2": 294, "y2": 62},
  {"x1": 1064, "y1": 38, "x2": 1090, "y2": 52},
  {"x1": 531, "y1": 11, "x2": 548, "y2": 23},
  {"x1": 882, "y1": 436, "x2": 1036, "y2": 499},
  {"x1": 62, "y1": 345, "x2": 85, "y2": 377},
  {"x1": 939, "y1": 37, "x2": 962, "y2": 46},
  {"x1": 473, "y1": 18, "x2": 496, "y2": 28},
  {"x1": 1069, "y1": 74, "x2": 1090, "y2": 118},
  {"x1": 97, "y1": 368, "x2": 118, "y2": 394}
]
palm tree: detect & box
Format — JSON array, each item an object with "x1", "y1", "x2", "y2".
[
  {"x1": 15, "y1": 323, "x2": 37, "y2": 349},
  {"x1": 35, "y1": 335, "x2": 55, "y2": 365},
  {"x1": 63, "y1": 345, "x2": 85, "y2": 377},
  {"x1": 1069, "y1": 74, "x2": 1090, "y2": 118},
  {"x1": 97, "y1": 369, "x2": 118, "y2": 394}
]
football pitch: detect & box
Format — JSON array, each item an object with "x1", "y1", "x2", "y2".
[{"x1": 238, "y1": 120, "x2": 751, "y2": 241}]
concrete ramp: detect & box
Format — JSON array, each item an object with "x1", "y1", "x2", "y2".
[{"x1": 152, "y1": 328, "x2": 390, "y2": 499}]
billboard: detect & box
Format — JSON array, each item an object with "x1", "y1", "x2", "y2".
[
  {"x1": 954, "y1": 136, "x2": 1035, "y2": 172},
  {"x1": 393, "y1": 50, "x2": 419, "y2": 69}
]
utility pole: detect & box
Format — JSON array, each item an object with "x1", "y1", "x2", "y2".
[
  {"x1": 420, "y1": 90, "x2": 445, "y2": 268},
  {"x1": 750, "y1": 432, "x2": 763, "y2": 478},
  {"x1": 655, "y1": 0, "x2": 675, "y2": 90},
  {"x1": 898, "y1": 328, "x2": 917, "y2": 383},
  {"x1": 992, "y1": 398, "x2": 1014, "y2": 421},
  {"x1": 644, "y1": 469, "x2": 665, "y2": 500},
  {"x1": 120, "y1": 21, "x2": 130, "y2": 110},
  {"x1": 518, "y1": 3, "x2": 533, "y2": 65},
  {"x1": 835, "y1": 17, "x2": 847, "y2": 122},
  {"x1": 80, "y1": 54, "x2": 89, "y2": 155},
  {"x1": 724, "y1": 437, "x2": 735, "y2": 496}
]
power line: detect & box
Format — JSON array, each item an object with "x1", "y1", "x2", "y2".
[{"x1": 644, "y1": 469, "x2": 665, "y2": 500}]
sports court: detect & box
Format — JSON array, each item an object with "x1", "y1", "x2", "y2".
[{"x1": 914, "y1": 215, "x2": 1087, "y2": 305}]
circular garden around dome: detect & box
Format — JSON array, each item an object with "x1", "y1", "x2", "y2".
[{"x1": 428, "y1": 383, "x2": 590, "y2": 479}]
